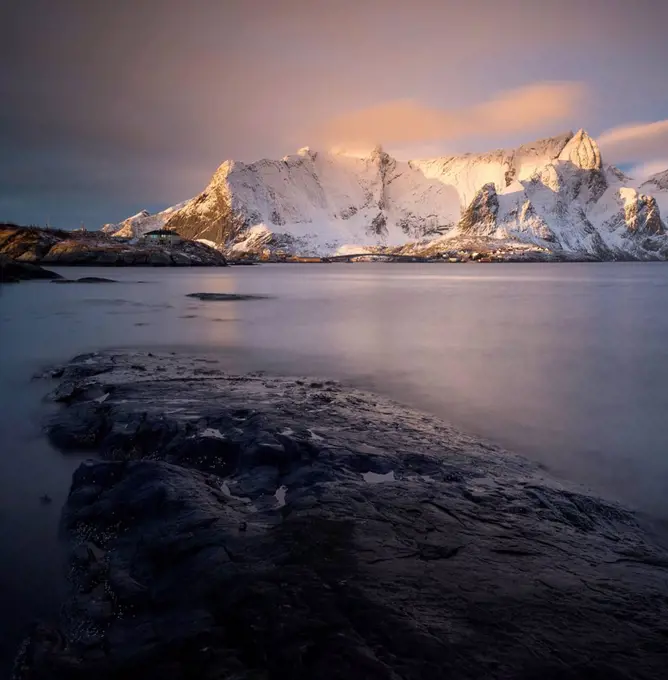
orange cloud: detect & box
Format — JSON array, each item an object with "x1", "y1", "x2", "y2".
[
  {"x1": 598, "y1": 120, "x2": 668, "y2": 164},
  {"x1": 314, "y1": 81, "x2": 586, "y2": 148}
]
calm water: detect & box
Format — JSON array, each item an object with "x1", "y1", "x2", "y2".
[{"x1": 2, "y1": 262, "x2": 668, "y2": 666}]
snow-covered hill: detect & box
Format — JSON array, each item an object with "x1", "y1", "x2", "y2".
[{"x1": 102, "y1": 130, "x2": 668, "y2": 260}]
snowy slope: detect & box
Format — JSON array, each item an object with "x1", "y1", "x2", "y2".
[
  {"x1": 441, "y1": 130, "x2": 666, "y2": 259},
  {"x1": 102, "y1": 202, "x2": 190, "y2": 238},
  {"x1": 103, "y1": 130, "x2": 668, "y2": 260}
]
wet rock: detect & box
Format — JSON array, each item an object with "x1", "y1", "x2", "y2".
[
  {"x1": 19, "y1": 351, "x2": 668, "y2": 679},
  {"x1": 186, "y1": 292, "x2": 270, "y2": 301},
  {"x1": 107, "y1": 566, "x2": 147, "y2": 602},
  {"x1": 0, "y1": 254, "x2": 62, "y2": 283},
  {"x1": 52, "y1": 277, "x2": 118, "y2": 284},
  {"x1": 47, "y1": 402, "x2": 109, "y2": 451},
  {"x1": 49, "y1": 380, "x2": 108, "y2": 404}
]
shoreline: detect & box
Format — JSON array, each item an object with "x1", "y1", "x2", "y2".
[
  {"x1": 4, "y1": 224, "x2": 666, "y2": 265},
  {"x1": 13, "y1": 350, "x2": 668, "y2": 679}
]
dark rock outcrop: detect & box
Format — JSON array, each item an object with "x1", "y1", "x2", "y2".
[
  {"x1": 186, "y1": 292, "x2": 270, "y2": 301},
  {"x1": 15, "y1": 352, "x2": 668, "y2": 679},
  {"x1": 624, "y1": 193, "x2": 664, "y2": 235},
  {"x1": 52, "y1": 277, "x2": 118, "y2": 284},
  {"x1": 457, "y1": 183, "x2": 499, "y2": 236},
  {"x1": 0, "y1": 225, "x2": 228, "y2": 267},
  {"x1": 0, "y1": 254, "x2": 62, "y2": 283}
]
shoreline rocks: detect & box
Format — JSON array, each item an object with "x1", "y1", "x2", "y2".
[
  {"x1": 14, "y1": 351, "x2": 668, "y2": 679},
  {"x1": 0, "y1": 225, "x2": 228, "y2": 267},
  {"x1": 0, "y1": 254, "x2": 62, "y2": 283},
  {"x1": 186, "y1": 292, "x2": 270, "y2": 301},
  {"x1": 52, "y1": 277, "x2": 118, "y2": 284}
]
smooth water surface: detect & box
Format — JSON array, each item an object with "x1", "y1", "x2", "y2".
[{"x1": 2, "y1": 262, "x2": 668, "y2": 665}]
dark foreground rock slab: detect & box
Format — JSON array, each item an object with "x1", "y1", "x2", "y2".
[
  {"x1": 186, "y1": 292, "x2": 270, "y2": 301},
  {"x1": 14, "y1": 352, "x2": 668, "y2": 679},
  {"x1": 0, "y1": 254, "x2": 62, "y2": 283}
]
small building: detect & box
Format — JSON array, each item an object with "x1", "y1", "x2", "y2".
[{"x1": 142, "y1": 229, "x2": 182, "y2": 245}]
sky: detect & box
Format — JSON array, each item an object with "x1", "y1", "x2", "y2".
[{"x1": 2, "y1": 0, "x2": 668, "y2": 228}]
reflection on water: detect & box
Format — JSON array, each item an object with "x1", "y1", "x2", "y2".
[{"x1": 3, "y1": 262, "x2": 668, "y2": 665}]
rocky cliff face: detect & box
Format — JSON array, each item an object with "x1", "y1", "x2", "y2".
[
  {"x1": 103, "y1": 130, "x2": 668, "y2": 260},
  {"x1": 457, "y1": 183, "x2": 499, "y2": 237},
  {"x1": 557, "y1": 128, "x2": 602, "y2": 170}
]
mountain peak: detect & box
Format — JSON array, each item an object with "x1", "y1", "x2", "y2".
[
  {"x1": 210, "y1": 160, "x2": 240, "y2": 186},
  {"x1": 557, "y1": 129, "x2": 602, "y2": 170},
  {"x1": 297, "y1": 146, "x2": 317, "y2": 160},
  {"x1": 103, "y1": 128, "x2": 668, "y2": 261},
  {"x1": 641, "y1": 168, "x2": 668, "y2": 192}
]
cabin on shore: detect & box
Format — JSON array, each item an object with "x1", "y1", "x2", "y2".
[{"x1": 141, "y1": 229, "x2": 182, "y2": 245}]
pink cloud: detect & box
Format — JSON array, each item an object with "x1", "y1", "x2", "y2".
[
  {"x1": 314, "y1": 82, "x2": 587, "y2": 148},
  {"x1": 598, "y1": 120, "x2": 668, "y2": 164}
]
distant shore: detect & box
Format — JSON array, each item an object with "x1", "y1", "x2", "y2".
[{"x1": 0, "y1": 225, "x2": 228, "y2": 267}]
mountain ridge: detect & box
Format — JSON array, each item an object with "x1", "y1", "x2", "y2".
[{"x1": 102, "y1": 130, "x2": 668, "y2": 260}]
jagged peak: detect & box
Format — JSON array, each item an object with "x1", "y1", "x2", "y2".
[
  {"x1": 297, "y1": 146, "x2": 317, "y2": 160},
  {"x1": 557, "y1": 129, "x2": 602, "y2": 170},
  {"x1": 126, "y1": 209, "x2": 150, "y2": 220},
  {"x1": 512, "y1": 131, "x2": 574, "y2": 160},
  {"x1": 369, "y1": 144, "x2": 395, "y2": 168},
  {"x1": 606, "y1": 165, "x2": 632, "y2": 184},
  {"x1": 618, "y1": 187, "x2": 665, "y2": 235},
  {"x1": 209, "y1": 160, "x2": 241, "y2": 185}
]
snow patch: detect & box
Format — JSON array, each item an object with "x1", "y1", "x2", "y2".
[
  {"x1": 201, "y1": 428, "x2": 225, "y2": 440},
  {"x1": 362, "y1": 471, "x2": 395, "y2": 484},
  {"x1": 274, "y1": 485, "x2": 288, "y2": 508},
  {"x1": 196, "y1": 239, "x2": 221, "y2": 250}
]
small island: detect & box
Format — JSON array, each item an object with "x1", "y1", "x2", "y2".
[{"x1": 0, "y1": 224, "x2": 228, "y2": 267}]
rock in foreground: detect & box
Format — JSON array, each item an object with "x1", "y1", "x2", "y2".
[{"x1": 16, "y1": 352, "x2": 668, "y2": 679}]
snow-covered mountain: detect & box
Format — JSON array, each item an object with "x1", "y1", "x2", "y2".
[{"x1": 102, "y1": 130, "x2": 668, "y2": 260}]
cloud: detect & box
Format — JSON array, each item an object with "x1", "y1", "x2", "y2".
[
  {"x1": 314, "y1": 81, "x2": 586, "y2": 148},
  {"x1": 626, "y1": 160, "x2": 668, "y2": 182},
  {"x1": 598, "y1": 120, "x2": 668, "y2": 165}
]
